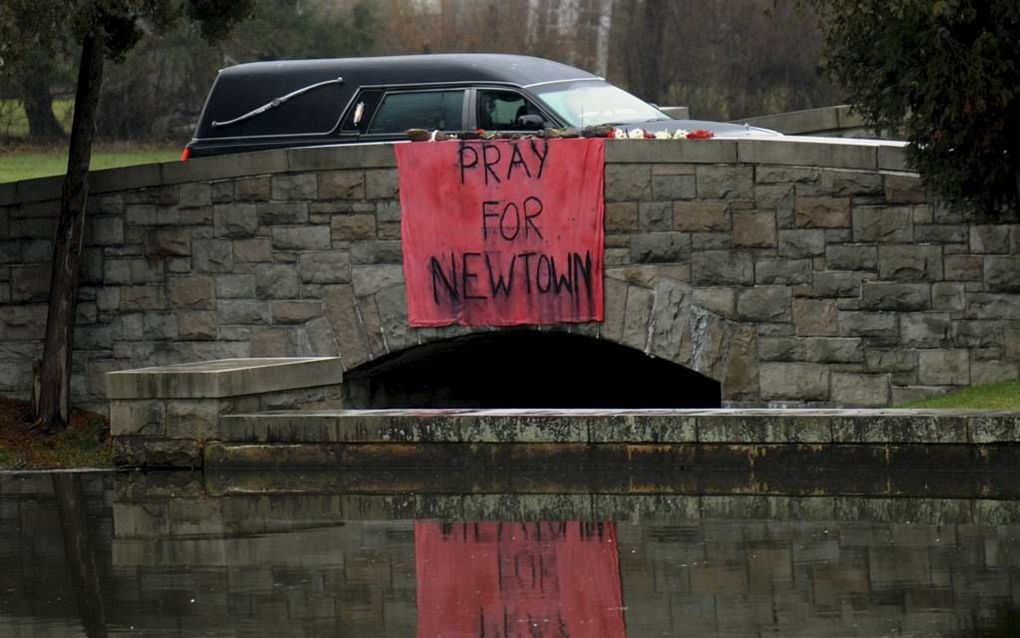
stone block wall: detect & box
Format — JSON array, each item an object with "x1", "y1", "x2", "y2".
[{"x1": 0, "y1": 139, "x2": 1017, "y2": 408}]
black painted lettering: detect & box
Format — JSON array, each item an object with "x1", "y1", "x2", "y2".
[
  {"x1": 519, "y1": 252, "x2": 537, "y2": 293},
  {"x1": 506, "y1": 142, "x2": 532, "y2": 181},
  {"x1": 461, "y1": 252, "x2": 486, "y2": 299},
  {"x1": 536, "y1": 254, "x2": 552, "y2": 293},
  {"x1": 481, "y1": 200, "x2": 499, "y2": 240},
  {"x1": 530, "y1": 139, "x2": 549, "y2": 178},
  {"x1": 482, "y1": 143, "x2": 501, "y2": 185},
  {"x1": 485, "y1": 253, "x2": 516, "y2": 297},
  {"x1": 552, "y1": 254, "x2": 573, "y2": 296},
  {"x1": 499, "y1": 202, "x2": 521, "y2": 241},
  {"x1": 429, "y1": 253, "x2": 459, "y2": 304},
  {"x1": 523, "y1": 196, "x2": 544, "y2": 240},
  {"x1": 458, "y1": 143, "x2": 478, "y2": 185},
  {"x1": 573, "y1": 250, "x2": 594, "y2": 300}
]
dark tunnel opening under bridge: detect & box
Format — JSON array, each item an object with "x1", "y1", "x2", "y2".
[{"x1": 342, "y1": 330, "x2": 722, "y2": 409}]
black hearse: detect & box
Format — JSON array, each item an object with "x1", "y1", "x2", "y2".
[{"x1": 183, "y1": 54, "x2": 775, "y2": 159}]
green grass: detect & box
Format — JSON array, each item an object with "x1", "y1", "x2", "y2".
[
  {"x1": 0, "y1": 99, "x2": 180, "y2": 183},
  {"x1": 903, "y1": 379, "x2": 1020, "y2": 410},
  {"x1": 0, "y1": 98, "x2": 74, "y2": 139},
  {"x1": 0, "y1": 144, "x2": 181, "y2": 183}
]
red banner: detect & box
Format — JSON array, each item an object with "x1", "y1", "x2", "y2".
[
  {"x1": 415, "y1": 521, "x2": 625, "y2": 638},
  {"x1": 396, "y1": 139, "x2": 605, "y2": 327}
]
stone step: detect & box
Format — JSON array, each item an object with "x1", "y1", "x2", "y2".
[
  {"x1": 106, "y1": 356, "x2": 342, "y2": 399},
  {"x1": 215, "y1": 408, "x2": 1020, "y2": 445}
]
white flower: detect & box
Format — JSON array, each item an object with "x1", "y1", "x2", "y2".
[
  {"x1": 613, "y1": 127, "x2": 627, "y2": 139},
  {"x1": 654, "y1": 130, "x2": 671, "y2": 140},
  {"x1": 627, "y1": 128, "x2": 644, "y2": 139},
  {"x1": 673, "y1": 129, "x2": 689, "y2": 140}
]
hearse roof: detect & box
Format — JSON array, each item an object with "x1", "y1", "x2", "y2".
[
  {"x1": 218, "y1": 54, "x2": 596, "y2": 87},
  {"x1": 196, "y1": 54, "x2": 596, "y2": 139}
]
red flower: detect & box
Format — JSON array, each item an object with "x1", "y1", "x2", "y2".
[
  {"x1": 687, "y1": 129, "x2": 714, "y2": 139},
  {"x1": 643, "y1": 132, "x2": 655, "y2": 139},
  {"x1": 607, "y1": 128, "x2": 616, "y2": 138}
]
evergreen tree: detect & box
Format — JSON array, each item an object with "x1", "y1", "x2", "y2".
[{"x1": 809, "y1": 0, "x2": 1020, "y2": 217}]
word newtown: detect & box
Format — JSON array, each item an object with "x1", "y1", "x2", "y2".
[{"x1": 429, "y1": 249, "x2": 594, "y2": 304}]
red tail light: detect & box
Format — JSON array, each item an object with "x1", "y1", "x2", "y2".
[{"x1": 180, "y1": 147, "x2": 191, "y2": 162}]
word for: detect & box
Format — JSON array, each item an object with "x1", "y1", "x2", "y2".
[{"x1": 481, "y1": 197, "x2": 544, "y2": 241}]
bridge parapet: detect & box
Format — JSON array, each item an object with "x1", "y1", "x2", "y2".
[
  {"x1": 733, "y1": 105, "x2": 898, "y2": 139},
  {"x1": 1, "y1": 137, "x2": 1017, "y2": 409}
]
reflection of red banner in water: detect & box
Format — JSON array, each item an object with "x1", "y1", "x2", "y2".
[{"x1": 415, "y1": 522, "x2": 625, "y2": 638}]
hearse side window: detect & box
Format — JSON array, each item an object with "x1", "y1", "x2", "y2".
[
  {"x1": 477, "y1": 89, "x2": 544, "y2": 131},
  {"x1": 366, "y1": 90, "x2": 464, "y2": 134}
]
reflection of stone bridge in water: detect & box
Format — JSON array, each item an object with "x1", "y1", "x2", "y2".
[
  {"x1": 2, "y1": 137, "x2": 1019, "y2": 415},
  {"x1": 5, "y1": 472, "x2": 1020, "y2": 637}
]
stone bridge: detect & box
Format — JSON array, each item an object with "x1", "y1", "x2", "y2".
[{"x1": 1, "y1": 137, "x2": 1018, "y2": 410}]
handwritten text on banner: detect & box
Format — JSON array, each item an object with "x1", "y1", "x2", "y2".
[{"x1": 396, "y1": 138, "x2": 605, "y2": 326}]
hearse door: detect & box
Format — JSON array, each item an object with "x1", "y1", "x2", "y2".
[{"x1": 356, "y1": 88, "x2": 468, "y2": 142}]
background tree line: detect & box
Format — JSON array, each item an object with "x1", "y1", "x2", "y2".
[{"x1": 1, "y1": 0, "x2": 839, "y2": 144}]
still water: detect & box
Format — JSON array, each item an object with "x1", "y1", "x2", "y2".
[{"x1": 2, "y1": 471, "x2": 1020, "y2": 637}]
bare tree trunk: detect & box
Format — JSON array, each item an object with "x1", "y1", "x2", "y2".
[
  {"x1": 52, "y1": 474, "x2": 108, "y2": 638},
  {"x1": 21, "y1": 74, "x2": 66, "y2": 141},
  {"x1": 593, "y1": 0, "x2": 613, "y2": 77},
  {"x1": 34, "y1": 28, "x2": 105, "y2": 432},
  {"x1": 635, "y1": 0, "x2": 666, "y2": 103}
]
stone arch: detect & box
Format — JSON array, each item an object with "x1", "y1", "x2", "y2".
[
  {"x1": 325, "y1": 276, "x2": 757, "y2": 406},
  {"x1": 341, "y1": 328, "x2": 722, "y2": 409}
]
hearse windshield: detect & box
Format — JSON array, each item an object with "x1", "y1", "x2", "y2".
[{"x1": 531, "y1": 79, "x2": 670, "y2": 128}]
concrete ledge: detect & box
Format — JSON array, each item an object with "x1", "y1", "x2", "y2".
[
  {"x1": 738, "y1": 106, "x2": 845, "y2": 135},
  {"x1": 6, "y1": 175, "x2": 64, "y2": 204},
  {"x1": 659, "y1": 106, "x2": 690, "y2": 119},
  {"x1": 203, "y1": 440, "x2": 1020, "y2": 476},
  {"x1": 737, "y1": 105, "x2": 879, "y2": 138},
  {"x1": 106, "y1": 357, "x2": 342, "y2": 399},
  {"x1": 216, "y1": 408, "x2": 1020, "y2": 445},
  {"x1": 198, "y1": 468, "x2": 1020, "y2": 503},
  {"x1": 286, "y1": 143, "x2": 397, "y2": 172},
  {"x1": 90, "y1": 162, "x2": 162, "y2": 194},
  {"x1": 0, "y1": 182, "x2": 18, "y2": 206},
  {"x1": 878, "y1": 145, "x2": 911, "y2": 172},
  {"x1": 159, "y1": 149, "x2": 290, "y2": 186},
  {"x1": 4, "y1": 136, "x2": 914, "y2": 205},
  {"x1": 111, "y1": 404, "x2": 1020, "y2": 469},
  {"x1": 114, "y1": 472, "x2": 1020, "y2": 525},
  {"x1": 736, "y1": 138, "x2": 880, "y2": 170},
  {"x1": 605, "y1": 139, "x2": 739, "y2": 164},
  {"x1": 5, "y1": 144, "x2": 399, "y2": 202}
]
